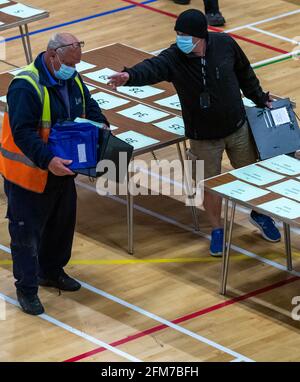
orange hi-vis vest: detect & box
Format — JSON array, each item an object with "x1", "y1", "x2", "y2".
[{"x1": 0, "y1": 62, "x2": 86, "y2": 193}]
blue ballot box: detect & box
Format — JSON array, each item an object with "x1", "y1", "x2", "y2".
[
  {"x1": 71, "y1": 118, "x2": 133, "y2": 183},
  {"x1": 48, "y1": 121, "x2": 99, "y2": 170},
  {"x1": 246, "y1": 98, "x2": 300, "y2": 160}
]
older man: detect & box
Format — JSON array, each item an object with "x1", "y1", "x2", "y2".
[{"x1": 0, "y1": 33, "x2": 109, "y2": 315}]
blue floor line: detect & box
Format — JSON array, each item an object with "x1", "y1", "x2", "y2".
[{"x1": 0, "y1": 0, "x2": 158, "y2": 44}]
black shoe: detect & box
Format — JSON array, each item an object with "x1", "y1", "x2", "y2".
[
  {"x1": 206, "y1": 12, "x2": 226, "y2": 26},
  {"x1": 38, "y1": 271, "x2": 81, "y2": 292},
  {"x1": 173, "y1": 0, "x2": 190, "y2": 4},
  {"x1": 16, "y1": 291, "x2": 45, "y2": 316}
]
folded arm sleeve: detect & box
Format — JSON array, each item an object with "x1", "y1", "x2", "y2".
[
  {"x1": 7, "y1": 82, "x2": 55, "y2": 170},
  {"x1": 232, "y1": 37, "x2": 268, "y2": 107},
  {"x1": 80, "y1": 77, "x2": 110, "y2": 126},
  {"x1": 124, "y1": 52, "x2": 173, "y2": 86}
]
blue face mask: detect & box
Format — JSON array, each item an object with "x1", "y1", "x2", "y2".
[
  {"x1": 176, "y1": 35, "x2": 199, "y2": 54},
  {"x1": 53, "y1": 54, "x2": 76, "y2": 80}
]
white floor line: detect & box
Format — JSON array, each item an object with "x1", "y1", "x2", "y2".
[
  {"x1": 231, "y1": 358, "x2": 243, "y2": 362},
  {"x1": 76, "y1": 279, "x2": 254, "y2": 362},
  {"x1": 1, "y1": 181, "x2": 298, "y2": 362},
  {"x1": 248, "y1": 26, "x2": 300, "y2": 45},
  {"x1": 0, "y1": 231, "x2": 252, "y2": 362},
  {"x1": 251, "y1": 51, "x2": 299, "y2": 67},
  {"x1": 0, "y1": 291, "x2": 141, "y2": 362},
  {"x1": 224, "y1": 9, "x2": 300, "y2": 33}
]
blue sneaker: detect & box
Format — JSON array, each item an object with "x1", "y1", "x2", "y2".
[
  {"x1": 210, "y1": 228, "x2": 223, "y2": 257},
  {"x1": 249, "y1": 211, "x2": 281, "y2": 242}
]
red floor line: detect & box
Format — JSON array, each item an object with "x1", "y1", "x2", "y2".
[
  {"x1": 63, "y1": 275, "x2": 299, "y2": 362},
  {"x1": 121, "y1": 0, "x2": 288, "y2": 55}
]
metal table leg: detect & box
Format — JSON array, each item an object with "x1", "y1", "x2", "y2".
[
  {"x1": 127, "y1": 170, "x2": 134, "y2": 255},
  {"x1": 283, "y1": 222, "x2": 293, "y2": 271},
  {"x1": 176, "y1": 142, "x2": 199, "y2": 231},
  {"x1": 19, "y1": 25, "x2": 30, "y2": 64},
  {"x1": 220, "y1": 200, "x2": 236, "y2": 295},
  {"x1": 24, "y1": 24, "x2": 33, "y2": 63}
]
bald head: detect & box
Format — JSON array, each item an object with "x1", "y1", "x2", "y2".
[
  {"x1": 44, "y1": 32, "x2": 83, "y2": 80},
  {"x1": 47, "y1": 33, "x2": 79, "y2": 54}
]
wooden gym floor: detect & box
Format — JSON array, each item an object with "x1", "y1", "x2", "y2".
[{"x1": 0, "y1": 0, "x2": 300, "y2": 362}]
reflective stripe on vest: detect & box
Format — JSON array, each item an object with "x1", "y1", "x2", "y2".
[{"x1": 0, "y1": 62, "x2": 85, "y2": 193}]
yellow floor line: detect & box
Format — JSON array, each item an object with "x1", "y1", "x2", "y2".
[{"x1": 0, "y1": 253, "x2": 299, "y2": 266}]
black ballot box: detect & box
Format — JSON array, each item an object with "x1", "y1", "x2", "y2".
[
  {"x1": 74, "y1": 128, "x2": 133, "y2": 183},
  {"x1": 246, "y1": 98, "x2": 300, "y2": 160}
]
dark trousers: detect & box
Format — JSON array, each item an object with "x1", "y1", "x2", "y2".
[
  {"x1": 204, "y1": 0, "x2": 220, "y2": 14},
  {"x1": 4, "y1": 174, "x2": 77, "y2": 296}
]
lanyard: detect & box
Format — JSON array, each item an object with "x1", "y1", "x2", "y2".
[{"x1": 200, "y1": 57, "x2": 207, "y2": 89}]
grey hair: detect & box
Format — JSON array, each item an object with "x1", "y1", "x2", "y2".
[{"x1": 47, "y1": 33, "x2": 69, "y2": 54}]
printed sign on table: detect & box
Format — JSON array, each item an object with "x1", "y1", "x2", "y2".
[
  {"x1": 212, "y1": 180, "x2": 270, "y2": 202},
  {"x1": 116, "y1": 130, "x2": 159, "y2": 150},
  {"x1": 154, "y1": 94, "x2": 181, "y2": 110},
  {"x1": 0, "y1": 3, "x2": 45, "y2": 18},
  {"x1": 91, "y1": 91, "x2": 130, "y2": 110},
  {"x1": 230, "y1": 164, "x2": 285, "y2": 186},
  {"x1": 153, "y1": 116, "x2": 185, "y2": 136},
  {"x1": 76, "y1": 61, "x2": 96, "y2": 73},
  {"x1": 258, "y1": 197, "x2": 300, "y2": 220},
  {"x1": 83, "y1": 68, "x2": 117, "y2": 85},
  {"x1": 117, "y1": 85, "x2": 164, "y2": 99},
  {"x1": 118, "y1": 104, "x2": 169, "y2": 123},
  {"x1": 267, "y1": 179, "x2": 300, "y2": 202},
  {"x1": 259, "y1": 155, "x2": 300, "y2": 176}
]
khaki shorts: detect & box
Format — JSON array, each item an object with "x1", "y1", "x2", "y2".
[{"x1": 187, "y1": 120, "x2": 258, "y2": 180}]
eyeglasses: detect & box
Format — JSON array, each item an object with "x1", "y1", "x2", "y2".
[{"x1": 55, "y1": 41, "x2": 85, "y2": 51}]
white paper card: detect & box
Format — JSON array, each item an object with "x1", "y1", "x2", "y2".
[
  {"x1": 74, "y1": 117, "x2": 118, "y2": 131},
  {"x1": 0, "y1": 95, "x2": 6, "y2": 103},
  {"x1": 118, "y1": 104, "x2": 169, "y2": 123},
  {"x1": 76, "y1": 61, "x2": 96, "y2": 73},
  {"x1": 230, "y1": 164, "x2": 285, "y2": 186},
  {"x1": 91, "y1": 91, "x2": 129, "y2": 110},
  {"x1": 270, "y1": 107, "x2": 290, "y2": 126},
  {"x1": 153, "y1": 116, "x2": 185, "y2": 136},
  {"x1": 154, "y1": 94, "x2": 181, "y2": 110},
  {"x1": 212, "y1": 180, "x2": 270, "y2": 202},
  {"x1": 77, "y1": 144, "x2": 87, "y2": 163},
  {"x1": 0, "y1": 0, "x2": 10, "y2": 5},
  {"x1": 116, "y1": 130, "x2": 159, "y2": 150},
  {"x1": 83, "y1": 68, "x2": 117, "y2": 85},
  {"x1": 0, "y1": 3, "x2": 45, "y2": 18},
  {"x1": 267, "y1": 179, "x2": 300, "y2": 202},
  {"x1": 258, "y1": 197, "x2": 300, "y2": 220},
  {"x1": 259, "y1": 155, "x2": 300, "y2": 176},
  {"x1": 85, "y1": 84, "x2": 96, "y2": 92},
  {"x1": 117, "y1": 85, "x2": 164, "y2": 99},
  {"x1": 242, "y1": 97, "x2": 256, "y2": 107}
]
